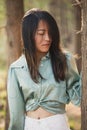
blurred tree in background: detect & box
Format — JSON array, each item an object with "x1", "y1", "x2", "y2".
[
  {"x1": 71, "y1": 0, "x2": 81, "y2": 73},
  {"x1": 5, "y1": 0, "x2": 24, "y2": 129},
  {"x1": 49, "y1": 0, "x2": 74, "y2": 47}
]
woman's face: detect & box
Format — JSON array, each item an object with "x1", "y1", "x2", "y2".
[{"x1": 34, "y1": 20, "x2": 52, "y2": 55}]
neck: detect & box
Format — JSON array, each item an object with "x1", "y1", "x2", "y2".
[{"x1": 36, "y1": 52, "x2": 47, "y2": 64}]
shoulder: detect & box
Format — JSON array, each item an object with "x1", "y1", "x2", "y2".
[
  {"x1": 7, "y1": 55, "x2": 28, "y2": 80},
  {"x1": 64, "y1": 51, "x2": 75, "y2": 64},
  {"x1": 10, "y1": 54, "x2": 27, "y2": 69},
  {"x1": 64, "y1": 51, "x2": 72, "y2": 60},
  {"x1": 64, "y1": 51, "x2": 78, "y2": 73}
]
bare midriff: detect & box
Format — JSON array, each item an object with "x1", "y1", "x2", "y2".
[{"x1": 26, "y1": 107, "x2": 54, "y2": 119}]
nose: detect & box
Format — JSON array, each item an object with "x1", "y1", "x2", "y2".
[{"x1": 44, "y1": 33, "x2": 51, "y2": 41}]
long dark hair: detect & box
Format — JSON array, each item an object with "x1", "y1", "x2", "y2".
[{"x1": 22, "y1": 8, "x2": 67, "y2": 83}]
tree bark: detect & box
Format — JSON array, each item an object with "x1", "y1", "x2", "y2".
[
  {"x1": 81, "y1": 0, "x2": 87, "y2": 130},
  {"x1": 5, "y1": 0, "x2": 24, "y2": 129},
  {"x1": 73, "y1": 0, "x2": 81, "y2": 73},
  {"x1": 5, "y1": 0, "x2": 24, "y2": 64}
]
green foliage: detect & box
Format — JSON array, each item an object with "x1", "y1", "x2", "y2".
[
  {"x1": 69, "y1": 116, "x2": 81, "y2": 130},
  {"x1": 24, "y1": 0, "x2": 50, "y2": 11},
  {"x1": 0, "y1": 0, "x2": 7, "y2": 70},
  {"x1": 0, "y1": 29, "x2": 7, "y2": 70},
  {"x1": 0, "y1": 0, "x2": 6, "y2": 24},
  {"x1": 0, "y1": 70, "x2": 6, "y2": 130}
]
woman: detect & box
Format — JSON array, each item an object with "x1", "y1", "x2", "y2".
[{"x1": 7, "y1": 8, "x2": 81, "y2": 130}]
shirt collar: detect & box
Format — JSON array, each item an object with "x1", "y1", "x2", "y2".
[
  {"x1": 41, "y1": 52, "x2": 50, "y2": 61},
  {"x1": 10, "y1": 52, "x2": 50, "y2": 69}
]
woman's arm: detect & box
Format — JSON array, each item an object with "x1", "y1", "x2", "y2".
[
  {"x1": 7, "y1": 66, "x2": 25, "y2": 130},
  {"x1": 66, "y1": 53, "x2": 81, "y2": 106}
]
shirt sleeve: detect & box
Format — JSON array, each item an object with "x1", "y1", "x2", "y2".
[
  {"x1": 66, "y1": 53, "x2": 82, "y2": 106},
  {"x1": 7, "y1": 66, "x2": 25, "y2": 130}
]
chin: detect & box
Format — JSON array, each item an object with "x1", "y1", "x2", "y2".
[
  {"x1": 41, "y1": 50, "x2": 49, "y2": 53},
  {"x1": 42, "y1": 48, "x2": 50, "y2": 52}
]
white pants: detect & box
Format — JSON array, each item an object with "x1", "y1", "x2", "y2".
[{"x1": 24, "y1": 113, "x2": 70, "y2": 130}]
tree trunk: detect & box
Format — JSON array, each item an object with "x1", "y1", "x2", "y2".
[
  {"x1": 5, "y1": 0, "x2": 24, "y2": 129},
  {"x1": 6, "y1": 0, "x2": 24, "y2": 64},
  {"x1": 81, "y1": 0, "x2": 87, "y2": 130},
  {"x1": 72, "y1": 0, "x2": 81, "y2": 73}
]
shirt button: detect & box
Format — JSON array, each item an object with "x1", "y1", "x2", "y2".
[
  {"x1": 21, "y1": 66, "x2": 24, "y2": 68},
  {"x1": 42, "y1": 57, "x2": 46, "y2": 60}
]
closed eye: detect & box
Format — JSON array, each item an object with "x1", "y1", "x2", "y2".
[{"x1": 37, "y1": 30, "x2": 45, "y2": 35}]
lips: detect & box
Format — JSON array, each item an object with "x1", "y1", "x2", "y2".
[
  {"x1": 42, "y1": 44, "x2": 50, "y2": 46},
  {"x1": 41, "y1": 43, "x2": 50, "y2": 46}
]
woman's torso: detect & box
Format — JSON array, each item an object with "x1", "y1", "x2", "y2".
[{"x1": 9, "y1": 53, "x2": 81, "y2": 115}]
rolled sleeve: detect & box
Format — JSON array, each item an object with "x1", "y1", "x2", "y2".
[{"x1": 66, "y1": 53, "x2": 82, "y2": 106}]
